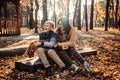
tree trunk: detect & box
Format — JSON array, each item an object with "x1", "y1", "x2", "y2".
[
  {"x1": 0, "y1": 3, "x2": 2, "y2": 32},
  {"x1": 111, "y1": 0, "x2": 115, "y2": 29},
  {"x1": 30, "y1": 0, "x2": 35, "y2": 29},
  {"x1": 4, "y1": 1, "x2": 7, "y2": 33},
  {"x1": 26, "y1": 6, "x2": 30, "y2": 28},
  {"x1": 95, "y1": 11, "x2": 98, "y2": 27},
  {"x1": 35, "y1": 0, "x2": 39, "y2": 33},
  {"x1": 67, "y1": 0, "x2": 70, "y2": 20},
  {"x1": 82, "y1": 8, "x2": 85, "y2": 28},
  {"x1": 78, "y1": 0, "x2": 81, "y2": 30},
  {"x1": 119, "y1": 17, "x2": 120, "y2": 30},
  {"x1": 105, "y1": 0, "x2": 110, "y2": 31},
  {"x1": 53, "y1": 0, "x2": 56, "y2": 26},
  {"x1": 73, "y1": 0, "x2": 78, "y2": 27},
  {"x1": 90, "y1": 0, "x2": 94, "y2": 30},
  {"x1": 85, "y1": 0, "x2": 88, "y2": 31},
  {"x1": 41, "y1": 0, "x2": 48, "y2": 27},
  {"x1": 115, "y1": 0, "x2": 119, "y2": 28}
]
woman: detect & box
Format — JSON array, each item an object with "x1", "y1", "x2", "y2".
[{"x1": 55, "y1": 17, "x2": 91, "y2": 72}]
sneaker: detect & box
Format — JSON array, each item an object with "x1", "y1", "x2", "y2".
[
  {"x1": 45, "y1": 66, "x2": 53, "y2": 76},
  {"x1": 72, "y1": 64, "x2": 82, "y2": 73},
  {"x1": 71, "y1": 66, "x2": 82, "y2": 76},
  {"x1": 84, "y1": 61, "x2": 91, "y2": 72},
  {"x1": 74, "y1": 67, "x2": 82, "y2": 73}
]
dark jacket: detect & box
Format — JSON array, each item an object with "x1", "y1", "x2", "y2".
[{"x1": 39, "y1": 30, "x2": 57, "y2": 48}]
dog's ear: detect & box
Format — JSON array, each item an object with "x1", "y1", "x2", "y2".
[{"x1": 26, "y1": 41, "x2": 38, "y2": 58}]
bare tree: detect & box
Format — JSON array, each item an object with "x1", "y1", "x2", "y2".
[
  {"x1": 78, "y1": 0, "x2": 81, "y2": 30},
  {"x1": 95, "y1": 11, "x2": 98, "y2": 27},
  {"x1": 115, "y1": 0, "x2": 119, "y2": 28},
  {"x1": 81, "y1": 8, "x2": 85, "y2": 28},
  {"x1": 29, "y1": 0, "x2": 35, "y2": 29},
  {"x1": 41, "y1": 0, "x2": 48, "y2": 27},
  {"x1": 73, "y1": 0, "x2": 78, "y2": 27},
  {"x1": 0, "y1": 6, "x2": 1, "y2": 32},
  {"x1": 26, "y1": 6, "x2": 30, "y2": 28},
  {"x1": 110, "y1": 0, "x2": 115, "y2": 29},
  {"x1": 105, "y1": 0, "x2": 110, "y2": 31},
  {"x1": 67, "y1": 0, "x2": 70, "y2": 19},
  {"x1": 85, "y1": 0, "x2": 88, "y2": 31},
  {"x1": 57, "y1": 0, "x2": 65, "y2": 17},
  {"x1": 90, "y1": 0, "x2": 94, "y2": 30},
  {"x1": 53, "y1": 0, "x2": 56, "y2": 26},
  {"x1": 35, "y1": 0, "x2": 39, "y2": 33}
]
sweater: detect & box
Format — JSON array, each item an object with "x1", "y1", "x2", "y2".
[{"x1": 55, "y1": 26, "x2": 75, "y2": 50}]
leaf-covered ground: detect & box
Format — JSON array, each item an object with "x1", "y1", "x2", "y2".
[{"x1": 0, "y1": 27, "x2": 120, "y2": 80}]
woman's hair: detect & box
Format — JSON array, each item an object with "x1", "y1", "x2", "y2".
[
  {"x1": 58, "y1": 17, "x2": 71, "y2": 34},
  {"x1": 45, "y1": 21, "x2": 55, "y2": 28}
]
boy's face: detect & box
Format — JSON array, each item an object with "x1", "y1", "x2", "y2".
[{"x1": 43, "y1": 23, "x2": 53, "y2": 32}]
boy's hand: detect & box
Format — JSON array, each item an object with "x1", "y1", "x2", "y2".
[{"x1": 54, "y1": 43, "x2": 58, "y2": 48}]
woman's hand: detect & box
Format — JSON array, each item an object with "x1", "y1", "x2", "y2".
[
  {"x1": 58, "y1": 43, "x2": 68, "y2": 50},
  {"x1": 58, "y1": 42, "x2": 62, "y2": 46}
]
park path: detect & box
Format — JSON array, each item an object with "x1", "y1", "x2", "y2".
[
  {"x1": 13, "y1": 32, "x2": 117, "y2": 40},
  {"x1": 0, "y1": 31, "x2": 119, "y2": 50},
  {"x1": 19, "y1": 32, "x2": 118, "y2": 41}
]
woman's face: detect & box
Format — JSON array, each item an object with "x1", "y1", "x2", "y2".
[{"x1": 58, "y1": 21, "x2": 65, "y2": 34}]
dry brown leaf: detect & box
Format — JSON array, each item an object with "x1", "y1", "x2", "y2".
[
  {"x1": 113, "y1": 71, "x2": 120, "y2": 80},
  {"x1": 92, "y1": 68, "x2": 101, "y2": 74}
]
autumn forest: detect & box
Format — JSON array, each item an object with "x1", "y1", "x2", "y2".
[{"x1": 0, "y1": 0, "x2": 120, "y2": 80}]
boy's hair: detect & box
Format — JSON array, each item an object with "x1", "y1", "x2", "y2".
[{"x1": 45, "y1": 21, "x2": 55, "y2": 28}]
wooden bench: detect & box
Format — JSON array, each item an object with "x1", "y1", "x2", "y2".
[
  {"x1": 15, "y1": 57, "x2": 44, "y2": 73},
  {"x1": 15, "y1": 48, "x2": 97, "y2": 73},
  {"x1": 78, "y1": 48, "x2": 97, "y2": 57}
]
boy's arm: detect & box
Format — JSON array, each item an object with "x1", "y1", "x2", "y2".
[{"x1": 41, "y1": 34, "x2": 57, "y2": 48}]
